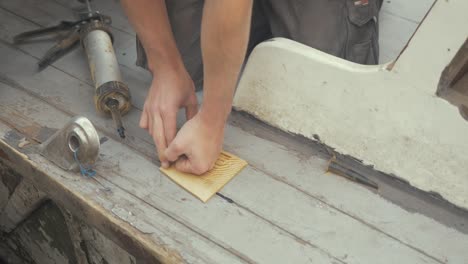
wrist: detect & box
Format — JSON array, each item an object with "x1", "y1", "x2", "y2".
[
  {"x1": 146, "y1": 48, "x2": 186, "y2": 76},
  {"x1": 199, "y1": 79, "x2": 235, "y2": 128},
  {"x1": 199, "y1": 103, "x2": 231, "y2": 129}
]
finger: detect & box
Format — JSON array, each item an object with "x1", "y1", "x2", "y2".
[
  {"x1": 185, "y1": 102, "x2": 198, "y2": 121},
  {"x1": 174, "y1": 156, "x2": 197, "y2": 174},
  {"x1": 161, "y1": 110, "x2": 177, "y2": 145},
  {"x1": 152, "y1": 114, "x2": 169, "y2": 167},
  {"x1": 139, "y1": 108, "x2": 149, "y2": 129},
  {"x1": 148, "y1": 110, "x2": 154, "y2": 135},
  {"x1": 165, "y1": 137, "x2": 185, "y2": 162},
  {"x1": 175, "y1": 156, "x2": 211, "y2": 175}
]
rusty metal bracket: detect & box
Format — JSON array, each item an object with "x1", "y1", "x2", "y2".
[{"x1": 39, "y1": 116, "x2": 100, "y2": 171}]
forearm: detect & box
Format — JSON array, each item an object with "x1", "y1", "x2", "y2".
[
  {"x1": 199, "y1": 0, "x2": 253, "y2": 125},
  {"x1": 121, "y1": 0, "x2": 184, "y2": 73}
]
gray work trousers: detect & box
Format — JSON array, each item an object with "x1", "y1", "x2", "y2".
[{"x1": 136, "y1": 0, "x2": 382, "y2": 88}]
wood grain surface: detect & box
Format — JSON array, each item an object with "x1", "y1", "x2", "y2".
[{"x1": 160, "y1": 152, "x2": 248, "y2": 202}]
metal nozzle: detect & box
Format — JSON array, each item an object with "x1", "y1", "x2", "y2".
[{"x1": 106, "y1": 98, "x2": 126, "y2": 139}]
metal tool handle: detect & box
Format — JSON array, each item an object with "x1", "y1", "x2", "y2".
[
  {"x1": 13, "y1": 21, "x2": 75, "y2": 44},
  {"x1": 37, "y1": 30, "x2": 81, "y2": 71}
]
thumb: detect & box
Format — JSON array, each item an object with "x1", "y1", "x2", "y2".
[{"x1": 165, "y1": 137, "x2": 186, "y2": 163}]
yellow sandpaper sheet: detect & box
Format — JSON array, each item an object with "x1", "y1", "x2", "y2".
[{"x1": 160, "y1": 151, "x2": 248, "y2": 202}]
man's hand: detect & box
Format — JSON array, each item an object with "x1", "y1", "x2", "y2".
[
  {"x1": 140, "y1": 67, "x2": 198, "y2": 167},
  {"x1": 123, "y1": 0, "x2": 252, "y2": 175},
  {"x1": 122, "y1": 0, "x2": 199, "y2": 166},
  {"x1": 161, "y1": 0, "x2": 253, "y2": 175},
  {"x1": 164, "y1": 110, "x2": 224, "y2": 175}
]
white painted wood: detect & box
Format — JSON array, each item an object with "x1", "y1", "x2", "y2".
[{"x1": 234, "y1": 0, "x2": 468, "y2": 210}]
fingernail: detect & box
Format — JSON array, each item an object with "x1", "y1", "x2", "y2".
[{"x1": 162, "y1": 161, "x2": 169, "y2": 168}]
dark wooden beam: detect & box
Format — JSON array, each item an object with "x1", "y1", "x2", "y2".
[{"x1": 437, "y1": 38, "x2": 468, "y2": 120}]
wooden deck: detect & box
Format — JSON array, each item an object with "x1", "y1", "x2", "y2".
[
  {"x1": 0, "y1": 0, "x2": 467, "y2": 263},
  {"x1": 379, "y1": 0, "x2": 436, "y2": 63}
]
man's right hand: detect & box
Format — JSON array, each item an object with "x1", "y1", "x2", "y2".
[
  {"x1": 122, "y1": 0, "x2": 252, "y2": 175},
  {"x1": 140, "y1": 66, "x2": 198, "y2": 167}
]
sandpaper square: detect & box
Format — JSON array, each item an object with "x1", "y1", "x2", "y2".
[{"x1": 160, "y1": 151, "x2": 248, "y2": 202}]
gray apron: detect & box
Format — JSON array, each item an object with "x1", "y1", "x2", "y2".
[{"x1": 136, "y1": 0, "x2": 382, "y2": 88}]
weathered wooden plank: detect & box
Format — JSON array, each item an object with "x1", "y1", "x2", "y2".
[
  {"x1": 224, "y1": 120, "x2": 468, "y2": 263},
  {"x1": 5, "y1": 201, "x2": 81, "y2": 264},
  {"x1": 0, "y1": 0, "x2": 184, "y2": 119},
  {"x1": 380, "y1": 0, "x2": 435, "y2": 24},
  {"x1": 0, "y1": 178, "x2": 47, "y2": 233},
  {"x1": 0, "y1": 177, "x2": 10, "y2": 211},
  {"x1": 437, "y1": 38, "x2": 468, "y2": 120},
  {"x1": 59, "y1": 4, "x2": 468, "y2": 260},
  {"x1": 0, "y1": 81, "x2": 340, "y2": 263},
  {"x1": 77, "y1": 221, "x2": 138, "y2": 264},
  {"x1": 53, "y1": 0, "x2": 136, "y2": 35},
  {"x1": 60, "y1": 208, "x2": 93, "y2": 264},
  {"x1": 378, "y1": 11, "x2": 419, "y2": 63},
  {"x1": 0, "y1": 238, "x2": 30, "y2": 264},
  {"x1": 0, "y1": 1, "x2": 148, "y2": 107},
  {"x1": 0, "y1": 42, "x2": 445, "y2": 264},
  {"x1": 223, "y1": 168, "x2": 444, "y2": 263},
  {"x1": 78, "y1": 134, "x2": 442, "y2": 263},
  {"x1": 0, "y1": 40, "x2": 156, "y2": 160},
  {"x1": 0, "y1": 0, "x2": 140, "y2": 70},
  {"x1": 0, "y1": 1, "x2": 464, "y2": 262},
  {"x1": 0, "y1": 88, "x2": 247, "y2": 264},
  {"x1": 0, "y1": 145, "x2": 246, "y2": 264}
]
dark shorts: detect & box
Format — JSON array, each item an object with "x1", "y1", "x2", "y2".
[{"x1": 136, "y1": 0, "x2": 382, "y2": 88}]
